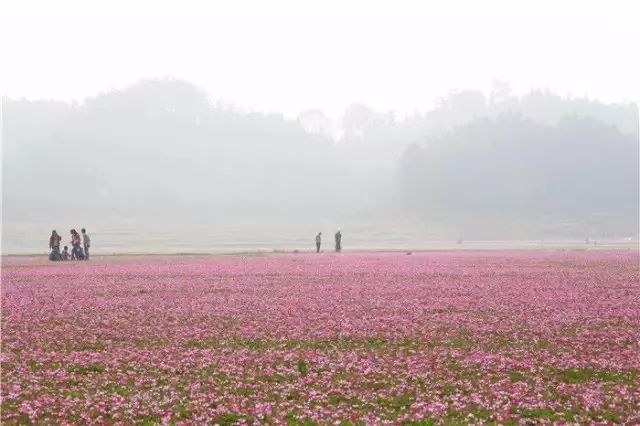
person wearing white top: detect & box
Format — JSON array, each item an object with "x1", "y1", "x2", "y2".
[{"x1": 81, "y1": 228, "x2": 91, "y2": 260}]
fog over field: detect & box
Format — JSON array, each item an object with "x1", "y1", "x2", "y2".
[
  {"x1": 1, "y1": 0, "x2": 639, "y2": 254},
  {"x1": 3, "y1": 81, "x2": 638, "y2": 253},
  {"x1": 3, "y1": 4, "x2": 640, "y2": 425}
]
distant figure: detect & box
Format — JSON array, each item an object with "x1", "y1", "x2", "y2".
[
  {"x1": 315, "y1": 232, "x2": 322, "y2": 253},
  {"x1": 49, "y1": 230, "x2": 62, "y2": 261},
  {"x1": 335, "y1": 230, "x2": 342, "y2": 252},
  {"x1": 457, "y1": 237, "x2": 463, "y2": 245},
  {"x1": 61, "y1": 246, "x2": 70, "y2": 260},
  {"x1": 585, "y1": 237, "x2": 589, "y2": 245},
  {"x1": 70, "y1": 229, "x2": 84, "y2": 260},
  {"x1": 82, "y1": 228, "x2": 91, "y2": 260}
]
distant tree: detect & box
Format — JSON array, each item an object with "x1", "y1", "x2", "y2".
[
  {"x1": 394, "y1": 114, "x2": 639, "y2": 235},
  {"x1": 490, "y1": 80, "x2": 513, "y2": 105},
  {"x1": 297, "y1": 109, "x2": 334, "y2": 138}
]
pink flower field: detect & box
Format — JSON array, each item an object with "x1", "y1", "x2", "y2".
[{"x1": 1, "y1": 251, "x2": 639, "y2": 425}]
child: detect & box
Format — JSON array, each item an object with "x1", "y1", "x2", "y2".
[{"x1": 61, "y1": 246, "x2": 70, "y2": 260}]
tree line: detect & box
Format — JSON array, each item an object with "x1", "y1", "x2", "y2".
[{"x1": 3, "y1": 79, "x2": 638, "y2": 238}]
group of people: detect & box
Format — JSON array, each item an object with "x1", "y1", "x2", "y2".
[
  {"x1": 315, "y1": 230, "x2": 342, "y2": 253},
  {"x1": 49, "y1": 228, "x2": 337, "y2": 258},
  {"x1": 49, "y1": 229, "x2": 91, "y2": 261}
]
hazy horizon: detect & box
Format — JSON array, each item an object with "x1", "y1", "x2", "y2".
[{"x1": 1, "y1": 0, "x2": 639, "y2": 254}]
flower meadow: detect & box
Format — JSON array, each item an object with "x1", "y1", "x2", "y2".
[{"x1": 1, "y1": 251, "x2": 639, "y2": 425}]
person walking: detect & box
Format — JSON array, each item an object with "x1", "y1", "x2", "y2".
[
  {"x1": 49, "y1": 230, "x2": 62, "y2": 261},
  {"x1": 315, "y1": 232, "x2": 322, "y2": 253},
  {"x1": 334, "y1": 230, "x2": 342, "y2": 252},
  {"x1": 81, "y1": 228, "x2": 91, "y2": 260}
]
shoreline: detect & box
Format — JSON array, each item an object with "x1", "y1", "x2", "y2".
[{"x1": 2, "y1": 245, "x2": 638, "y2": 258}]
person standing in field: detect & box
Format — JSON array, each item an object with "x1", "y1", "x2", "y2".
[
  {"x1": 82, "y1": 228, "x2": 91, "y2": 260},
  {"x1": 49, "y1": 230, "x2": 62, "y2": 261},
  {"x1": 335, "y1": 230, "x2": 342, "y2": 252},
  {"x1": 61, "y1": 246, "x2": 70, "y2": 260},
  {"x1": 315, "y1": 232, "x2": 322, "y2": 253},
  {"x1": 70, "y1": 229, "x2": 83, "y2": 260}
]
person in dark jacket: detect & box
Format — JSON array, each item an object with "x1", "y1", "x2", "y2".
[
  {"x1": 334, "y1": 230, "x2": 342, "y2": 252},
  {"x1": 49, "y1": 230, "x2": 62, "y2": 261}
]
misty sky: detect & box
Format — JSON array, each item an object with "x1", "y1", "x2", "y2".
[{"x1": 1, "y1": 0, "x2": 639, "y2": 118}]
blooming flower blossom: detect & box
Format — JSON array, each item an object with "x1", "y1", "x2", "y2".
[{"x1": 1, "y1": 251, "x2": 639, "y2": 424}]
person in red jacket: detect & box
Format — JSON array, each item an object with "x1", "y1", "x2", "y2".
[
  {"x1": 70, "y1": 229, "x2": 83, "y2": 260},
  {"x1": 49, "y1": 230, "x2": 62, "y2": 261}
]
